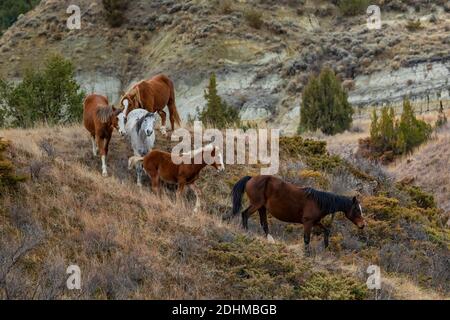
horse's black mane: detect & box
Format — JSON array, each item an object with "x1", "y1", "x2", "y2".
[
  {"x1": 304, "y1": 188, "x2": 352, "y2": 214},
  {"x1": 136, "y1": 112, "x2": 154, "y2": 133}
]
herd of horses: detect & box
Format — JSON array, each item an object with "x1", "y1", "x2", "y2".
[{"x1": 82, "y1": 74, "x2": 365, "y2": 254}]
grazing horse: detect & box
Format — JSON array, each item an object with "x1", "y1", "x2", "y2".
[
  {"x1": 230, "y1": 175, "x2": 366, "y2": 255},
  {"x1": 83, "y1": 94, "x2": 121, "y2": 177},
  {"x1": 119, "y1": 74, "x2": 181, "y2": 136},
  {"x1": 128, "y1": 144, "x2": 225, "y2": 212},
  {"x1": 118, "y1": 109, "x2": 156, "y2": 186}
]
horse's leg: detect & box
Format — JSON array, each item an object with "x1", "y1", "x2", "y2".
[
  {"x1": 151, "y1": 173, "x2": 160, "y2": 196},
  {"x1": 315, "y1": 222, "x2": 331, "y2": 248},
  {"x1": 258, "y1": 207, "x2": 274, "y2": 243},
  {"x1": 96, "y1": 136, "x2": 108, "y2": 177},
  {"x1": 169, "y1": 111, "x2": 175, "y2": 132},
  {"x1": 176, "y1": 182, "x2": 186, "y2": 205},
  {"x1": 158, "y1": 110, "x2": 167, "y2": 136},
  {"x1": 136, "y1": 163, "x2": 143, "y2": 187},
  {"x1": 241, "y1": 205, "x2": 258, "y2": 231},
  {"x1": 104, "y1": 134, "x2": 111, "y2": 156},
  {"x1": 168, "y1": 103, "x2": 176, "y2": 131},
  {"x1": 303, "y1": 221, "x2": 313, "y2": 257},
  {"x1": 103, "y1": 134, "x2": 113, "y2": 177},
  {"x1": 190, "y1": 183, "x2": 202, "y2": 213},
  {"x1": 91, "y1": 135, "x2": 98, "y2": 156}
]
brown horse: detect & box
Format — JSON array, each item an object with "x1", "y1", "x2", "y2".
[
  {"x1": 119, "y1": 74, "x2": 181, "y2": 136},
  {"x1": 128, "y1": 144, "x2": 225, "y2": 211},
  {"x1": 83, "y1": 94, "x2": 121, "y2": 177},
  {"x1": 230, "y1": 175, "x2": 366, "y2": 255}
]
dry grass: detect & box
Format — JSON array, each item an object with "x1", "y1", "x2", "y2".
[
  {"x1": 389, "y1": 124, "x2": 450, "y2": 215},
  {"x1": 0, "y1": 125, "x2": 364, "y2": 299},
  {"x1": 218, "y1": 0, "x2": 234, "y2": 15},
  {"x1": 319, "y1": 119, "x2": 371, "y2": 158},
  {"x1": 0, "y1": 125, "x2": 447, "y2": 299}
]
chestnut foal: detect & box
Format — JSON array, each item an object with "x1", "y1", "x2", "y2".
[{"x1": 128, "y1": 144, "x2": 225, "y2": 211}]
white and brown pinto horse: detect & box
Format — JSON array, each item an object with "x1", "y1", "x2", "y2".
[
  {"x1": 119, "y1": 74, "x2": 181, "y2": 136},
  {"x1": 83, "y1": 94, "x2": 121, "y2": 177},
  {"x1": 128, "y1": 144, "x2": 225, "y2": 212}
]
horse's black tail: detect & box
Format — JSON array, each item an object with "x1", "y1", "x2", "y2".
[{"x1": 231, "y1": 176, "x2": 252, "y2": 216}]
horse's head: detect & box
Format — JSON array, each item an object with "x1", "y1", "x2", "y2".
[
  {"x1": 210, "y1": 146, "x2": 225, "y2": 172},
  {"x1": 345, "y1": 196, "x2": 366, "y2": 229},
  {"x1": 117, "y1": 112, "x2": 127, "y2": 136},
  {"x1": 97, "y1": 105, "x2": 122, "y2": 131},
  {"x1": 120, "y1": 87, "x2": 141, "y2": 116},
  {"x1": 117, "y1": 92, "x2": 138, "y2": 136},
  {"x1": 110, "y1": 107, "x2": 122, "y2": 131},
  {"x1": 137, "y1": 112, "x2": 156, "y2": 138}
]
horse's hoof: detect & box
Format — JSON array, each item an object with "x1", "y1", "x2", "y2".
[
  {"x1": 267, "y1": 234, "x2": 275, "y2": 243},
  {"x1": 222, "y1": 213, "x2": 232, "y2": 221}
]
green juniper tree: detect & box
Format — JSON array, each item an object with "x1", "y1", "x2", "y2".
[
  {"x1": 0, "y1": 54, "x2": 84, "y2": 128},
  {"x1": 397, "y1": 98, "x2": 432, "y2": 153},
  {"x1": 369, "y1": 108, "x2": 379, "y2": 141},
  {"x1": 199, "y1": 73, "x2": 240, "y2": 129},
  {"x1": 300, "y1": 68, "x2": 354, "y2": 135},
  {"x1": 369, "y1": 98, "x2": 432, "y2": 156},
  {"x1": 378, "y1": 107, "x2": 396, "y2": 152}
]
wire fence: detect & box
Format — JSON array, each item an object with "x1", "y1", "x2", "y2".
[{"x1": 354, "y1": 99, "x2": 450, "y2": 120}]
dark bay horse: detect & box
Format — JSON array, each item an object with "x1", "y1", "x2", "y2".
[
  {"x1": 119, "y1": 74, "x2": 181, "y2": 136},
  {"x1": 231, "y1": 175, "x2": 366, "y2": 255}
]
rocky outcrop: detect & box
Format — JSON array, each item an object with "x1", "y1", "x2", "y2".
[{"x1": 350, "y1": 60, "x2": 450, "y2": 106}]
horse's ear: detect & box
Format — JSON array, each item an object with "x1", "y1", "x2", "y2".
[
  {"x1": 352, "y1": 196, "x2": 357, "y2": 204},
  {"x1": 113, "y1": 107, "x2": 122, "y2": 116}
]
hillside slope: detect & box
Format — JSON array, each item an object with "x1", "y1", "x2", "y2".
[
  {"x1": 0, "y1": 126, "x2": 367, "y2": 299},
  {"x1": 390, "y1": 124, "x2": 450, "y2": 216},
  {"x1": 0, "y1": 125, "x2": 448, "y2": 299},
  {"x1": 0, "y1": 0, "x2": 449, "y2": 133}
]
